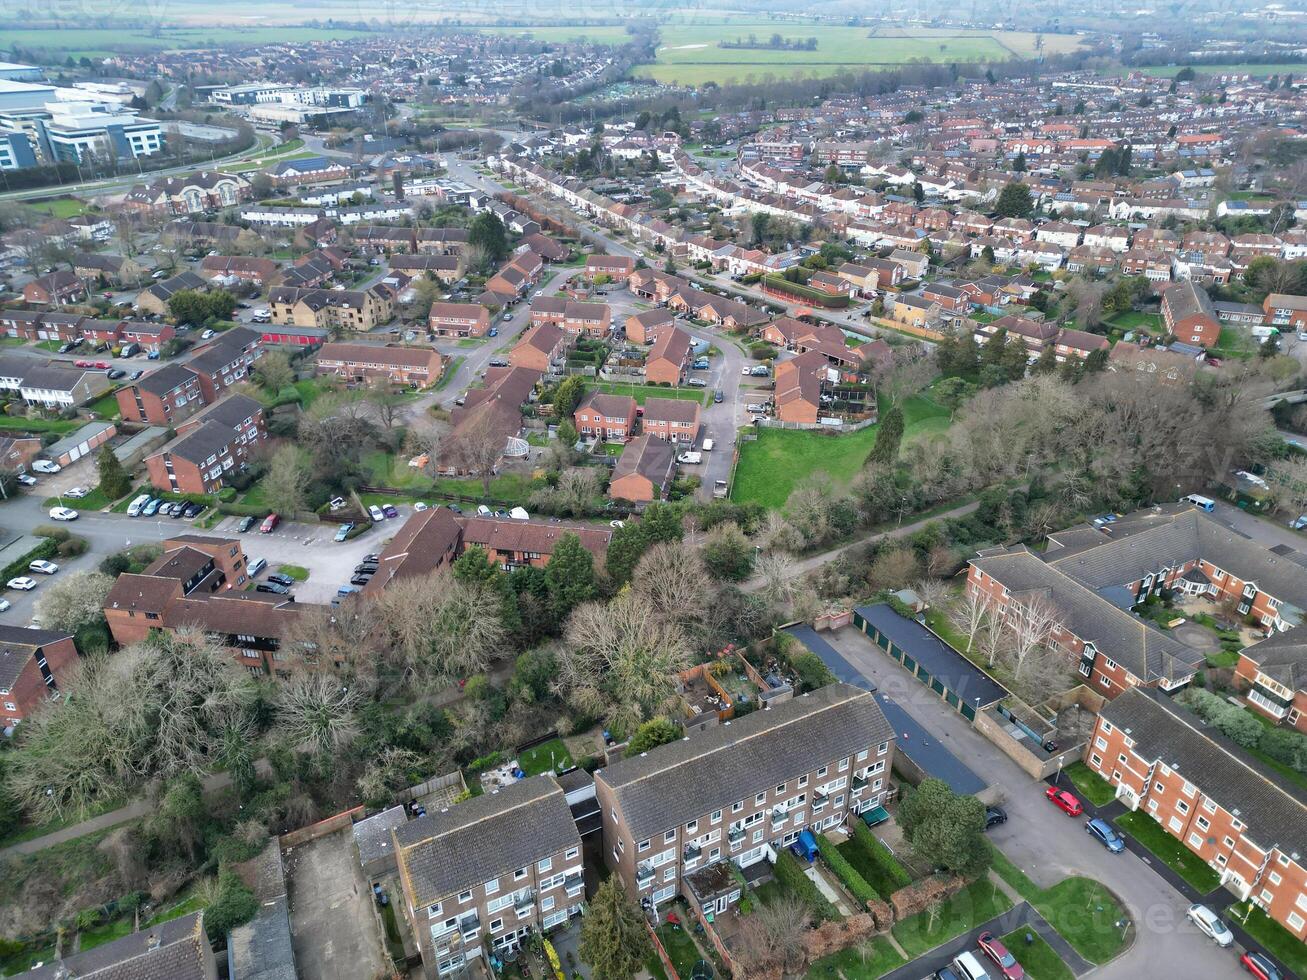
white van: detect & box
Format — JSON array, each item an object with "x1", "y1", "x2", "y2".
[
  {"x1": 477, "y1": 504, "x2": 492, "y2": 516},
  {"x1": 1179, "y1": 494, "x2": 1216, "y2": 512},
  {"x1": 126, "y1": 493, "x2": 151, "y2": 517},
  {"x1": 702, "y1": 438, "x2": 714, "y2": 452},
  {"x1": 950, "y1": 951, "x2": 991, "y2": 980}
]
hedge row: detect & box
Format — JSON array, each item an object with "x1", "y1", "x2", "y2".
[
  {"x1": 848, "y1": 821, "x2": 913, "y2": 895},
  {"x1": 762, "y1": 275, "x2": 851, "y2": 308},
  {"x1": 774, "y1": 849, "x2": 839, "y2": 922},
  {"x1": 0, "y1": 539, "x2": 58, "y2": 584},
  {"x1": 817, "y1": 831, "x2": 880, "y2": 907}
]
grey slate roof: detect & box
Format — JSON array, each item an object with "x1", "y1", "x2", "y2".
[
  {"x1": 13, "y1": 911, "x2": 211, "y2": 980},
  {"x1": 393, "y1": 775, "x2": 578, "y2": 908},
  {"x1": 596, "y1": 683, "x2": 894, "y2": 842},
  {"x1": 1240, "y1": 630, "x2": 1307, "y2": 691},
  {"x1": 1101, "y1": 688, "x2": 1307, "y2": 859},
  {"x1": 227, "y1": 841, "x2": 296, "y2": 980}
]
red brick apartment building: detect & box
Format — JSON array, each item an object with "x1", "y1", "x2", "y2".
[
  {"x1": 429, "y1": 302, "x2": 490, "y2": 338},
  {"x1": 967, "y1": 506, "x2": 1307, "y2": 697},
  {"x1": 315, "y1": 343, "x2": 444, "y2": 388},
  {"x1": 1085, "y1": 688, "x2": 1307, "y2": 940},
  {"x1": 116, "y1": 363, "x2": 207, "y2": 425},
  {"x1": 1233, "y1": 630, "x2": 1307, "y2": 733},
  {"x1": 595, "y1": 683, "x2": 895, "y2": 907},
  {"x1": 0, "y1": 626, "x2": 80, "y2": 730},
  {"x1": 144, "y1": 394, "x2": 267, "y2": 494},
  {"x1": 187, "y1": 327, "x2": 265, "y2": 402}
]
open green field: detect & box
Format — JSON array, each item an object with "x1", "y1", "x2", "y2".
[
  {"x1": 633, "y1": 24, "x2": 1087, "y2": 86},
  {"x1": 478, "y1": 25, "x2": 636, "y2": 45},
  {"x1": 732, "y1": 392, "x2": 950, "y2": 509},
  {"x1": 21, "y1": 197, "x2": 94, "y2": 220},
  {"x1": 3, "y1": 26, "x2": 373, "y2": 59}
]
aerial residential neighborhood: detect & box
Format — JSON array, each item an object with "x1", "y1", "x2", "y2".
[{"x1": 3, "y1": 5, "x2": 1307, "y2": 980}]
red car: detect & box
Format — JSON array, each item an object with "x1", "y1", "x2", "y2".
[
  {"x1": 1240, "y1": 951, "x2": 1282, "y2": 980},
  {"x1": 1045, "y1": 785, "x2": 1083, "y2": 816},
  {"x1": 978, "y1": 931, "x2": 1025, "y2": 980},
  {"x1": 260, "y1": 513, "x2": 280, "y2": 534},
  {"x1": 74, "y1": 359, "x2": 92, "y2": 368},
  {"x1": 94, "y1": 361, "x2": 110, "y2": 369}
]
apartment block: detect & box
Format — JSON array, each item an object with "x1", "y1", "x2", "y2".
[
  {"x1": 115, "y1": 363, "x2": 207, "y2": 425},
  {"x1": 0, "y1": 626, "x2": 80, "y2": 730},
  {"x1": 1085, "y1": 688, "x2": 1307, "y2": 940},
  {"x1": 595, "y1": 683, "x2": 895, "y2": 906},
  {"x1": 144, "y1": 394, "x2": 267, "y2": 494},
  {"x1": 393, "y1": 775, "x2": 584, "y2": 975},
  {"x1": 315, "y1": 343, "x2": 444, "y2": 388}
]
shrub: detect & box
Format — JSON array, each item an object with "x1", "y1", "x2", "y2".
[
  {"x1": 789, "y1": 651, "x2": 837, "y2": 692},
  {"x1": 817, "y1": 832, "x2": 880, "y2": 906},
  {"x1": 204, "y1": 869, "x2": 259, "y2": 939},
  {"x1": 849, "y1": 821, "x2": 912, "y2": 893},
  {"x1": 774, "y1": 850, "x2": 839, "y2": 922}
]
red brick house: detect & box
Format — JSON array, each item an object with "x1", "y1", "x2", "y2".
[
  {"x1": 641, "y1": 397, "x2": 700, "y2": 446},
  {"x1": 0, "y1": 626, "x2": 80, "y2": 730},
  {"x1": 1052, "y1": 328, "x2": 1110, "y2": 362},
  {"x1": 116, "y1": 363, "x2": 207, "y2": 426},
  {"x1": 144, "y1": 394, "x2": 267, "y2": 495},
  {"x1": 610, "y1": 434, "x2": 676, "y2": 503},
  {"x1": 429, "y1": 302, "x2": 490, "y2": 338},
  {"x1": 531, "y1": 298, "x2": 611, "y2": 337},
  {"x1": 186, "y1": 327, "x2": 265, "y2": 402},
  {"x1": 511, "y1": 323, "x2": 568, "y2": 373},
  {"x1": 199, "y1": 255, "x2": 280, "y2": 286},
  {"x1": 1162, "y1": 280, "x2": 1220, "y2": 348},
  {"x1": 458, "y1": 516, "x2": 610, "y2": 570},
  {"x1": 586, "y1": 254, "x2": 636, "y2": 280},
  {"x1": 315, "y1": 343, "x2": 444, "y2": 388},
  {"x1": 575, "y1": 392, "x2": 638, "y2": 442},
  {"x1": 1263, "y1": 293, "x2": 1307, "y2": 333},
  {"x1": 119, "y1": 319, "x2": 176, "y2": 353},
  {"x1": 1234, "y1": 632, "x2": 1307, "y2": 733},
  {"x1": 23, "y1": 270, "x2": 87, "y2": 307},
  {"x1": 645, "y1": 325, "x2": 692, "y2": 386},
  {"x1": 627, "y1": 308, "x2": 674, "y2": 344},
  {"x1": 1084, "y1": 688, "x2": 1307, "y2": 941}
]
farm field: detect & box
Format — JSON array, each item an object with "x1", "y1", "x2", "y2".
[
  {"x1": 1135, "y1": 62, "x2": 1306, "y2": 77},
  {"x1": 2, "y1": 26, "x2": 374, "y2": 58},
  {"x1": 731, "y1": 392, "x2": 950, "y2": 509},
  {"x1": 633, "y1": 24, "x2": 1088, "y2": 85}
]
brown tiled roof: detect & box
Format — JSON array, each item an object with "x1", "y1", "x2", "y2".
[
  {"x1": 612, "y1": 434, "x2": 675, "y2": 491},
  {"x1": 105, "y1": 574, "x2": 183, "y2": 615},
  {"x1": 363, "y1": 507, "x2": 462, "y2": 595},
  {"x1": 13, "y1": 911, "x2": 212, "y2": 979},
  {"x1": 457, "y1": 516, "x2": 610, "y2": 561},
  {"x1": 642, "y1": 396, "x2": 700, "y2": 424}
]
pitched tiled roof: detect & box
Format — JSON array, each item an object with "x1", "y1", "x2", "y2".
[
  {"x1": 1101, "y1": 688, "x2": 1307, "y2": 858},
  {"x1": 1239, "y1": 630, "x2": 1307, "y2": 692},
  {"x1": 363, "y1": 507, "x2": 462, "y2": 595},
  {"x1": 394, "y1": 775, "x2": 579, "y2": 907},
  {"x1": 613, "y1": 434, "x2": 675, "y2": 490},
  {"x1": 0, "y1": 626, "x2": 72, "y2": 692},
  {"x1": 642, "y1": 396, "x2": 700, "y2": 424},
  {"x1": 596, "y1": 683, "x2": 893, "y2": 841},
  {"x1": 14, "y1": 911, "x2": 211, "y2": 979}
]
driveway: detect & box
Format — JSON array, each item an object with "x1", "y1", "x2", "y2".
[
  {"x1": 817, "y1": 626, "x2": 1252, "y2": 980},
  {"x1": 284, "y1": 829, "x2": 388, "y2": 980}
]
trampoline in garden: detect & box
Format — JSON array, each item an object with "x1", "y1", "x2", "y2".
[{"x1": 689, "y1": 960, "x2": 713, "y2": 980}]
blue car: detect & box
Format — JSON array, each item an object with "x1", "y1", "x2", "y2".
[{"x1": 1086, "y1": 817, "x2": 1125, "y2": 853}]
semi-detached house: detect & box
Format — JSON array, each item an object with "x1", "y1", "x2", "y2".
[
  {"x1": 1085, "y1": 687, "x2": 1307, "y2": 941},
  {"x1": 392, "y1": 775, "x2": 584, "y2": 975},
  {"x1": 595, "y1": 683, "x2": 895, "y2": 908}
]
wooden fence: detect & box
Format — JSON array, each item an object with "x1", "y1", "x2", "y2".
[{"x1": 279, "y1": 804, "x2": 365, "y2": 848}]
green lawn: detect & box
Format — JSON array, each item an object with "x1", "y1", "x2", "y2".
[
  {"x1": 654, "y1": 922, "x2": 703, "y2": 979},
  {"x1": 804, "y1": 936, "x2": 905, "y2": 979},
  {"x1": 43, "y1": 488, "x2": 111, "y2": 511},
  {"x1": 892, "y1": 878, "x2": 1013, "y2": 958},
  {"x1": 23, "y1": 197, "x2": 93, "y2": 220},
  {"x1": 1105, "y1": 311, "x2": 1162, "y2": 332},
  {"x1": 1000, "y1": 929, "x2": 1074, "y2": 980},
  {"x1": 144, "y1": 890, "x2": 209, "y2": 927},
  {"x1": 1228, "y1": 901, "x2": 1307, "y2": 978},
  {"x1": 1113, "y1": 811, "x2": 1221, "y2": 893},
  {"x1": 86, "y1": 388, "x2": 123, "y2": 420},
  {"x1": 1212, "y1": 326, "x2": 1256, "y2": 359},
  {"x1": 1062, "y1": 762, "x2": 1117, "y2": 807},
  {"x1": 732, "y1": 392, "x2": 950, "y2": 509},
  {"x1": 0, "y1": 944, "x2": 58, "y2": 975},
  {"x1": 989, "y1": 847, "x2": 1131, "y2": 964},
  {"x1": 277, "y1": 564, "x2": 309, "y2": 582},
  {"x1": 584, "y1": 381, "x2": 709, "y2": 405},
  {"x1": 77, "y1": 915, "x2": 135, "y2": 951},
  {"x1": 517, "y1": 738, "x2": 573, "y2": 776},
  {"x1": 0, "y1": 416, "x2": 80, "y2": 435}
]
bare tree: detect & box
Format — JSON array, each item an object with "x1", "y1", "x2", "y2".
[
  {"x1": 1269, "y1": 455, "x2": 1307, "y2": 519},
  {"x1": 276, "y1": 673, "x2": 362, "y2": 758},
  {"x1": 261, "y1": 444, "x2": 311, "y2": 517},
  {"x1": 365, "y1": 376, "x2": 407, "y2": 431},
  {"x1": 376, "y1": 570, "x2": 507, "y2": 689},
  {"x1": 1004, "y1": 596, "x2": 1059, "y2": 680},
  {"x1": 871, "y1": 346, "x2": 935, "y2": 407},
  {"x1": 734, "y1": 896, "x2": 812, "y2": 976},
  {"x1": 632, "y1": 541, "x2": 712, "y2": 632},
  {"x1": 949, "y1": 588, "x2": 990, "y2": 653},
  {"x1": 446, "y1": 409, "x2": 505, "y2": 496},
  {"x1": 35, "y1": 570, "x2": 114, "y2": 634}
]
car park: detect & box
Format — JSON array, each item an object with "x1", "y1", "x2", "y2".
[
  {"x1": 260, "y1": 513, "x2": 280, "y2": 533},
  {"x1": 984, "y1": 805, "x2": 1007, "y2": 829},
  {"x1": 237, "y1": 515, "x2": 257, "y2": 533},
  {"x1": 949, "y1": 950, "x2": 991, "y2": 980},
  {"x1": 266, "y1": 573, "x2": 295, "y2": 588},
  {"x1": 1085, "y1": 817, "x2": 1125, "y2": 852},
  {"x1": 31, "y1": 460, "x2": 61, "y2": 474},
  {"x1": 182, "y1": 502, "x2": 204, "y2": 519},
  {"x1": 977, "y1": 931, "x2": 1024, "y2": 979},
  {"x1": 1186, "y1": 904, "x2": 1233, "y2": 947},
  {"x1": 335, "y1": 523, "x2": 355, "y2": 541},
  {"x1": 247, "y1": 557, "x2": 267, "y2": 577},
  {"x1": 368, "y1": 504, "x2": 386, "y2": 522},
  {"x1": 7, "y1": 577, "x2": 37, "y2": 591},
  {"x1": 1045, "y1": 785, "x2": 1083, "y2": 816},
  {"x1": 126, "y1": 493, "x2": 151, "y2": 516},
  {"x1": 28, "y1": 560, "x2": 59, "y2": 575},
  {"x1": 48, "y1": 507, "x2": 79, "y2": 521},
  {"x1": 255, "y1": 581, "x2": 290, "y2": 595},
  {"x1": 1240, "y1": 951, "x2": 1282, "y2": 980}
]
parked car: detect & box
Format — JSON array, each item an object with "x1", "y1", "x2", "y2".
[
  {"x1": 7, "y1": 577, "x2": 37, "y2": 591},
  {"x1": 247, "y1": 557, "x2": 267, "y2": 577},
  {"x1": 413, "y1": 502, "x2": 429, "y2": 512},
  {"x1": 120, "y1": 343, "x2": 140, "y2": 358},
  {"x1": 949, "y1": 951, "x2": 991, "y2": 980},
  {"x1": 107, "y1": 368, "x2": 126, "y2": 380},
  {"x1": 129, "y1": 369, "x2": 144, "y2": 380},
  {"x1": 266, "y1": 572, "x2": 295, "y2": 588},
  {"x1": 127, "y1": 493, "x2": 151, "y2": 517},
  {"x1": 334, "y1": 523, "x2": 355, "y2": 542},
  {"x1": 255, "y1": 581, "x2": 290, "y2": 595},
  {"x1": 713, "y1": 389, "x2": 724, "y2": 403},
  {"x1": 28, "y1": 560, "x2": 59, "y2": 575},
  {"x1": 354, "y1": 562, "x2": 379, "y2": 575},
  {"x1": 368, "y1": 504, "x2": 385, "y2": 522},
  {"x1": 141, "y1": 498, "x2": 162, "y2": 516},
  {"x1": 1045, "y1": 785, "x2": 1083, "y2": 816},
  {"x1": 977, "y1": 932, "x2": 1023, "y2": 979},
  {"x1": 182, "y1": 502, "x2": 204, "y2": 519},
  {"x1": 57, "y1": 342, "x2": 76, "y2": 354},
  {"x1": 48, "y1": 506, "x2": 79, "y2": 521},
  {"x1": 488, "y1": 327, "x2": 499, "y2": 337},
  {"x1": 984, "y1": 805, "x2": 1007, "y2": 829},
  {"x1": 502, "y1": 312, "x2": 513, "y2": 321},
  {"x1": 1085, "y1": 817, "x2": 1125, "y2": 853},
  {"x1": 260, "y1": 513, "x2": 280, "y2": 533},
  {"x1": 1240, "y1": 951, "x2": 1283, "y2": 980},
  {"x1": 488, "y1": 357, "x2": 508, "y2": 367},
  {"x1": 60, "y1": 486, "x2": 89, "y2": 500},
  {"x1": 686, "y1": 378, "x2": 708, "y2": 388},
  {"x1": 200, "y1": 329, "x2": 215, "y2": 340},
  {"x1": 677, "y1": 451, "x2": 703, "y2": 464},
  {"x1": 31, "y1": 460, "x2": 61, "y2": 474},
  {"x1": 1186, "y1": 904, "x2": 1233, "y2": 947},
  {"x1": 16, "y1": 473, "x2": 37, "y2": 486},
  {"x1": 382, "y1": 503, "x2": 399, "y2": 519},
  {"x1": 237, "y1": 515, "x2": 257, "y2": 533},
  {"x1": 0, "y1": 599, "x2": 9, "y2": 612},
  {"x1": 350, "y1": 574, "x2": 373, "y2": 586}
]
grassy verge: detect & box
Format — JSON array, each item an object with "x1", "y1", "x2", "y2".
[
  {"x1": 584, "y1": 381, "x2": 709, "y2": 405},
  {"x1": 86, "y1": 388, "x2": 122, "y2": 419},
  {"x1": 891, "y1": 878, "x2": 1013, "y2": 958},
  {"x1": 1000, "y1": 928, "x2": 1074, "y2": 980},
  {"x1": 1228, "y1": 901, "x2": 1307, "y2": 978},
  {"x1": 988, "y1": 847, "x2": 1131, "y2": 964},
  {"x1": 277, "y1": 564, "x2": 309, "y2": 582},
  {"x1": 1113, "y1": 811, "x2": 1221, "y2": 892},
  {"x1": 1062, "y1": 762, "x2": 1116, "y2": 807},
  {"x1": 43, "y1": 488, "x2": 111, "y2": 511},
  {"x1": 517, "y1": 738, "x2": 573, "y2": 776},
  {"x1": 804, "y1": 936, "x2": 905, "y2": 979},
  {"x1": 434, "y1": 355, "x2": 465, "y2": 391},
  {"x1": 77, "y1": 915, "x2": 135, "y2": 951},
  {"x1": 0, "y1": 416, "x2": 80, "y2": 434}
]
